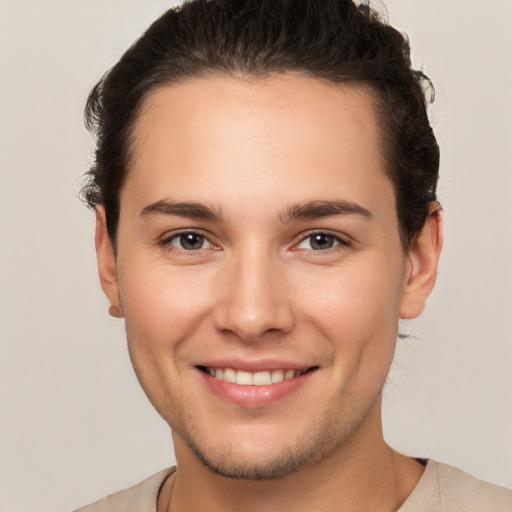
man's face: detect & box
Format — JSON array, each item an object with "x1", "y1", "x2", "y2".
[{"x1": 104, "y1": 75, "x2": 416, "y2": 479}]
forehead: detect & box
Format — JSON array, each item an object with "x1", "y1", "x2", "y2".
[{"x1": 123, "y1": 74, "x2": 393, "y2": 220}]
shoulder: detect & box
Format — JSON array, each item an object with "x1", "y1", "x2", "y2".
[
  {"x1": 435, "y1": 461, "x2": 512, "y2": 511},
  {"x1": 400, "y1": 459, "x2": 512, "y2": 512},
  {"x1": 74, "y1": 467, "x2": 175, "y2": 512}
]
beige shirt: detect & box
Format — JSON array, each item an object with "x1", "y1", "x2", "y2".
[{"x1": 75, "y1": 460, "x2": 512, "y2": 511}]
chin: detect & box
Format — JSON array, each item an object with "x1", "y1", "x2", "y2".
[
  {"x1": 178, "y1": 412, "x2": 350, "y2": 481},
  {"x1": 186, "y1": 439, "x2": 316, "y2": 480}
]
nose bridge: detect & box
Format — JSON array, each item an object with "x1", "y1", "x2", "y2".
[{"x1": 213, "y1": 243, "x2": 294, "y2": 341}]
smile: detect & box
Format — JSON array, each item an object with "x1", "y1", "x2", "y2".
[
  {"x1": 197, "y1": 364, "x2": 319, "y2": 407},
  {"x1": 200, "y1": 367, "x2": 307, "y2": 386}
]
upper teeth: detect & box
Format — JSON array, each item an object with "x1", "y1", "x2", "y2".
[{"x1": 206, "y1": 367, "x2": 304, "y2": 385}]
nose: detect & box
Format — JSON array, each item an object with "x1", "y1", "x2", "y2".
[{"x1": 212, "y1": 250, "x2": 295, "y2": 342}]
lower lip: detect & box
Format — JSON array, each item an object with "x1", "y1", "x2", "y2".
[{"x1": 198, "y1": 369, "x2": 316, "y2": 408}]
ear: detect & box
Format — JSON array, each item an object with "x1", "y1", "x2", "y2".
[
  {"x1": 399, "y1": 203, "x2": 443, "y2": 319},
  {"x1": 95, "y1": 206, "x2": 122, "y2": 317}
]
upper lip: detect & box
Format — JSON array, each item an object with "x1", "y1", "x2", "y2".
[{"x1": 196, "y1": 359, "x2": 316, "y2": 372}]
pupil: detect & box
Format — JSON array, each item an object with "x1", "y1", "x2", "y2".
[
  {"x1": 181, "y1": 233, "x2": 203, "y2": 250},
  {"x1": 311, "y1": 234, "x2": 333, "y2": 250}
]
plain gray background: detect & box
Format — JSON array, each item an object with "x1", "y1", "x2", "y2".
[{"x1": 1, "y1": 1, "x2": 511, "y2": 511}]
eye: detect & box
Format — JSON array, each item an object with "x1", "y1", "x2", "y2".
[
  {"x1": 297, "y1": 232, "x2": 343, "y2": 251},
  {"x1": 168, "y1": 232, "x2": 212, "y2": 251}
]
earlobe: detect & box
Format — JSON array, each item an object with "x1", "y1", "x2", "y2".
[
  {"x1": 95, "y1": 207, "x2": 123, "y2": 317},
  {"x1": 399, "y1": 203, "x2": 443, "y2": 319}
]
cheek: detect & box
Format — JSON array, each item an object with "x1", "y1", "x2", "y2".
[
  {"x1": 293, "y1": 256, "x2": 405, "y2": 383},
  {"x1": 118, "y1": 260, "x2": 215, "y2": 355},
  {"x1": 322, "y1": 261, "x2": 404, "y2": 397},
  {"x1": 295, "y1": 259, "x2": 404, "y2": 334},
  {"x1": 117, "y1": 261, "x2": 217, "y2": 420}
]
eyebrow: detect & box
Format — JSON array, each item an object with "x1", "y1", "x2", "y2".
[
  {"x1": 140, "y1": 199, "x2": 224, "y2": 222},
  {"x1": 279, "y1": 200, "x2": 372, "y2": 223},
  {"x1": 140, "y1": 198, "x2": 372, "y2": 223}
]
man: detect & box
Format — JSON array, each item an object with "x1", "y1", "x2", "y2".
[{"x1": 77, "y1": 0, "x2": 512, "y2": 510}]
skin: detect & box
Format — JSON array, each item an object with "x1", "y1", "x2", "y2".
[{"x1": 96, "y1": 74, "x2": 442, "y2": 511}]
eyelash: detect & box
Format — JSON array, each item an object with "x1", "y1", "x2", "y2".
[
  {"x1": 294, "y1": 231, "x2": 351, "y2": 255},
  {"x1": 159, "y1": 230, "x2": 217, "y2": 253},
  {"x1": 159, "y1": 230, "x2": 350, "y2": 255}
]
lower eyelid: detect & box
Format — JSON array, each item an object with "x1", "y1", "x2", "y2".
[
  {"x1": 158, "y1": 231, "x2": 349, "y2": 253},
  {"x1": 162, "y1": 231, "x2": 227, "y2": 254},
  {"x1": 173, "y1": 233, "x2": 205, "y2": 243},
  {"x1": 158, "y1": 231, "x2": 203, "y2": 248},
  {"x1": 296, "y1": 233, "x2": 347, "y2": 250}
]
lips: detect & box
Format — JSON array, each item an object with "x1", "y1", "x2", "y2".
[{"x1": 196, "y1": 363, "x2": 318, "y2": 407}]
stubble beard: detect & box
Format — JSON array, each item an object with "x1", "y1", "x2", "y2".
[{"x1": 177, "y1": 404, "x2": 369, "y2": 481}]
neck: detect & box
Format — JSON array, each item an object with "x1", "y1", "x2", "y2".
[{"x1": 160, "y1": 401, "x2": 424, "y2": 512}]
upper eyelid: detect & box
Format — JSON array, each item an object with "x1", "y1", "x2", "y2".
[
  {"x1": 290, "y1": 231, "x2": 352, "y2": 254},
  {"x1": 296, "y1": 230, "x2": 350, "y2": 244},
  {"x1": 157, "y1": 228, "x2": 350, "y2": 248},
  {"x1": 159, "y1": 230, "x2": 217, "y2": 254},
  {"x1": 160, "y1": 228, "x2": 214, "y2": 243}
]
